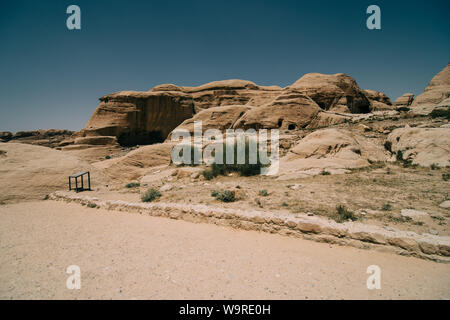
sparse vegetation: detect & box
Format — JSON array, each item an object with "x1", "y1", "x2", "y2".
[
  {"x1": 87, "y1": 203, "x2": 97, "y2": 208},
  {"x1": 211, "y1": 190, "x2": 235, "y2": 202},
  {"x1": 205, "y1": 140, "x2": 267, "y2": 179},
  {"x1": 430, "y1": 163, "x2": 439, "y2": 170},
  {"x1": 332, "y1": 205, "x2": 358, "y2": 223},
  {"x1": 384, "y1": 140, "x2": 392, "y2": 152},
  {"x1": 320, "y1": 170, "x2": 331, "y2": 176},
  {"x1": 381, "y1": 203, "x2": 392, "y2": 211},
  {"x1": 43, "y1": 194, "x2": 49, "y2": 200},
  {"x1": 105, "y1": 155, "x2": 111, "y2": 159},
  {"x1": 281, "y1": 202, "x2": 289, "y2": 207},
  {"x1": 258, "y1": 189, "x2": 269, "y2": 197},
  {"x1": 397, "y1": 107, "x2": 410, "y2": 112},
  {"x1": 126, "y1": 182, "x2": 140, "y2": 188},
  {"x1": 443, "y1": 173, "x2": 450, "y2": 181},
  {"x1": 141, "y1": 188, "x2": 161, "y2": 202},
  {"x1": 430, "y1": 107, "x2": 450, "y2": 120}
]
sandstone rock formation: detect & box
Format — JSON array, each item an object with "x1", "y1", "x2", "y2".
[
  {"x1": 276, "y1": 128, "x2": 387, "y2": 179},
  {"x1": 364, "y1": 89, "x2": 394, "y2": 111},
  {"x1": 92, "y1": 142, "x2": 175, "y2": 181},
  {"x1": 70, "y1": 72, "x2": 379, "y2": 153},
  {"x1": 288, "y1": 73, "x2": 371, "y2": 113},
  {"x1": 386, "y1": 126, "x2": 450, "y2": 167},
  {"x1": 0, "y1": 142, "x2": 108, "y2": 203},
  {"x1": 233, "y1": 90, "x2": 322, "y2": 130},
  {"x1": 70, "y1": 90, "x2": 195, "y2": 148},
  {"x1": 394, "y1": 93, "x2": 414, "y2": 108},
  {"x1": 0, "y1": 129, "x2": 73, "y2": 147},
  {"x1": 411, "y1": 63, "x2": 450, "y2": 114}
]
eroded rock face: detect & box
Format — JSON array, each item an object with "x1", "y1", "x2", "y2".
[
  {"x1": 78, "y1": 91, "x2": 195, "y2": 147},
  {"x1": 411, "y1": 64, "x2": 450, "y2": 114},
  {"x1": 289, "y1": 73, "x2": 371, "y2": 113},
  {"x1": 386, "y1": 126, "x2": 450, "y2": 167},
  {"x1": 364, "y1": 89, "x2": 395, "y2": 111}
]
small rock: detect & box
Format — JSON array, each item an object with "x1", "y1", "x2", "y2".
[
  {"x1": 160, "y1": 184, "x2": 173, "y2": 192},
  {"x1": 190, "y1": 172, "x2": 200, "y2": 179},
  {"x1": 439, "y1": 200, "x2": 450, "y2": 209},
  {"x1": 307, "y1": 212, "x2": 314, "y2": 216},
  {"x1": 290, "y1": 184, "x2": 302, "y2": 190},
  {"x1": 428, "y1": 229, "x2": 438, "y2": 235},
  {"x1": 400, "y1": 209, "x2": 428, "y2": 221}
]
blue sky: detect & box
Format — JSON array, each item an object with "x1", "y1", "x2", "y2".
[{"x1": 0, "y1": 0, "x2": 449, "y2": 131}]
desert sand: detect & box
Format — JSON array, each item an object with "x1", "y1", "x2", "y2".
[{"x1": 0, "y1": 200, "x2": 448, "y2": 299}]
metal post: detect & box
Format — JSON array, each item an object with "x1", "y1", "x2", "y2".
[
  {"x1": 81, "y1": 175, "x2": 84, "y2": 190},
  {"x1": 69, "y1": 177, "x2": 71, "y2": 191},
  {"x1": 88, "y1": 172, "x2": 91, "y2": 190},
  {"x1": 75, "y1": 177, "x2": 78, "y2": 193}
]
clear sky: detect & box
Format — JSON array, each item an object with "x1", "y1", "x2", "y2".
[{"x1": 0, "y1": 0, "x2": 449, "y2": 132}]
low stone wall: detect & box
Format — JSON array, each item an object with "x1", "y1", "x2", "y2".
[{"x1": 49, "y1": 191, "x2": 450, "y2": 263}]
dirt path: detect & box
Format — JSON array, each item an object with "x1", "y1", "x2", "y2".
[{"x1": 0, "y1": 201, "x2": 449, "y2": 299}]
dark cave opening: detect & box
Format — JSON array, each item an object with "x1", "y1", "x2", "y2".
[{"x1": 118, "y1": 130, "x2": 164, "y2": 147}]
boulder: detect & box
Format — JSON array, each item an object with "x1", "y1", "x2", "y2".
[
  {"x1": 276, "y1": 128, "x2": 387, "y2": 179},
  {"x1": 386, "y1": 126, "x2": 450, "y2": 167}
]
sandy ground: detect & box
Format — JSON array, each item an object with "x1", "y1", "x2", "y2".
[{"x1": 0, "y1": 200, "x2": 449, "y2": 300}]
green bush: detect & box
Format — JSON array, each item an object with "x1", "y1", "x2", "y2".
[
  {"x1": 397, "y1": 107, "x2": 410, "y2": 112},
  {"x1": 141, "y1": 188, "x2": 161, "y2": 202},
  {"x1": 87, "y1": 203, "x2": 97, "y2": 208},
  {"x1": 202, "y1": 169, "x2": 215, "y2": 180},
  {"x1": 381, "y1": 203, "x2": 392, "y2": 211},
  {"x1": 126, "y1": 182, "x2": 140, "y2": 188},
  {"x1": 430, "y1": 108, "x2": 450, "y2": 120},
  {"x1": 430, "y1": 163, "x2": 439, "y2": 170},
  {"x1": 258, "y1": 189, "x2": 269, "y2": 197},
  {"x1": 333, "y1": 205, "x2": 358, "y2": 223},
  {"x1": 443, "y1": 173, "x2": 450, "y2": 181},
  {"x1": 105, "y1": 155, "x2": 111, "y2": 159},
  {"x1": 209, "y1": 140, "x2": 267, "y2": 177},
  {"x1": 211, "y1": 190, "x2": 235, "y2": 202},
  {"x1": 320, "y1": 170, "x2": 331, "y2": 176}
]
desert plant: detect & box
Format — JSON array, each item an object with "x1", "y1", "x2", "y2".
[
  {"x1": 397, "y1": 107, "x2": 410, "y2": 112},
  {"x1": 202, "y1": 169, "x2": 216, "y2": 180},
  {"x1": 211, "y1": 190, "x2": 235, "y2": 202},
  {"x1": 126, "y1": 182, "x2": 140, "y2": 188},
  {"x1": 384, "y1": 140, "x2": 392, "y2": 153},
  {"x1": 141, "y1": 188, "x2": 161, "y2": 202},
  {"x1": 105, "y1": 155, "x2": 111, "y2": 159},
  {"x1": 381, "y1": 203, "x2": 392, "y2": 211},
  {"x1": 333, "y1": 205, "x2": 358, "y2": 223},
  {"x1": 320, "y1": 170, "x2": 331, "y2": 176},
  {"x1": 430, "y1": 163, "x2": 440, "y2": 170},
  {"x1": 443, "y1": 173, "x2": 450, "y2": 181},
  {"x1": 281, "y1": 202, "x2": 289, "y2": 207},
  {"x1": 208, "y1": 140, "x2": 267, "y2": 177},
  {"x1": 211, "y1": 190, "x2": 219, "y2": 197},
  {"x1": 258, "y1": 189, "x2": 269, "y2": 197},
  {"x1": 43, "y1": 194, "x2": 49, "y2": 200},
  {"x1": 430, "y1": 108, "x2": 450, "y2": 120},
  {"x1": 87, "y1": 203, "x2": 97, "y2": 208}
]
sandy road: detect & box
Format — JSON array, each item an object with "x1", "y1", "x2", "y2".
[{"x1": 0, "y1": 201, "x2": 449, "y2": 299}]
